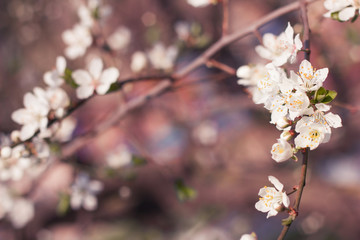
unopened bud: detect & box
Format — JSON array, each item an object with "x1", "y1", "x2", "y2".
[
  {"x1": 276, "y1": 117, "x2": 290, "y2": 130},
  {"x1": 10, "y1": 130, "x2": 21, "y2": 143},
  {"x1": 280, "y1": 130, "x2": 293, "y2": 141}
]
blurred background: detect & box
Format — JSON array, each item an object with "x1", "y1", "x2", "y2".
[{"x1": 0, "y1": 0, "x2": 360, "y2": 239}]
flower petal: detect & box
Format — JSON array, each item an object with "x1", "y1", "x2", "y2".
[
  {"x1": 325, "y1": 112, "x2": 342, "y2": 128},
  {"x1": 56, "y1": 56, "x2": 66, "y2": 74},
  {"x1": 88, "y1": 58, "x2": 103, "y2": 79},
  {"x1": 20, "y1": 123, "x2": 39, "y2": 141},
  {"x1": 99, "y1": 67, "x2": 119, "y2": 85},
  {"x1": 72, "y1": 70, "x2": 92, "y2": 85},
  {"x1": 339, "y1": 7, "x2": 356, "y2": 21},
  {"x1": 76, "y1": 85, "x2": 94, "y2": 99},
  {"x1": 268, "y1": 176, "x2": 284, "y2": 191}
]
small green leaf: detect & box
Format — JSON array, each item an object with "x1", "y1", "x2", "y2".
[
  {"x1": 174, "y1": 179, "x2": 197, "y2": 202},
  {"x1": 57, "y1": 192, "x2": 70, "y2": 216},
  {"x1": 321, "y1": 90, "x2": 337, "y2": 104},
  {"x1": 314, "y1": 87, "x2": 327, "y2": 102},
  {"x1": 106, "y1": 82, "x2": 121, "y2": 94},
  {"x1": 64, "y1": 68, "x2": 79, "y2": 88},
  {"x1": 131, "y1": 155, "x2": 147, "y2": 166}
]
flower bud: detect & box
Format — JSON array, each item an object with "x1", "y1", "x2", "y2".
[
  {"x1": 280, "y1": 128, "x2": 293, "y2": 141},
  {"x1": 276, "y1": 117, "x2": 290, "y2": 130},
  {"x1": 271, "y1": 139, "x2": 293, "y2": 163}
]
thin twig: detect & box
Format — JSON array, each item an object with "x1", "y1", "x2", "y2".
[
  {"x1": 206, "y1": 59, "x2": 236, "y2": 75},
  {"x1": 221, "y1": 0, "x2": 229, "y2": 36}
]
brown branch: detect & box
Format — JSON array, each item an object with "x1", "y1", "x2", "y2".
[
  {"x1": 206, "y1": 59, "x2": 236, "y2": 75},
  {"x1": 221, "y1": 0, "x2": 229, "y2": 36},
  {"x1": 277, "y1": 0, "x2": 311, "y2": 239},
  {"x1": 60, "y1": 0, "x2": 318, "y2": 158},
  {"x1": 174, "y1": 0, "x2": 317, "y2": 79}
]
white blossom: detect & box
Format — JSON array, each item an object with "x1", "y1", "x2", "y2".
[
  {"x1": 148, "y1": 43, "x2": 178, "y2": 71},
  {"x1": 255, "y1": 176, "x2": 290, "y2": 218},
  {"x1": 70, "y1": 172, "x2": 103, "y2": 211},
  {"x1": 294, "y1": 103, "x2": 342, "y2": 149},
  {"x1": 0, "y1": 145, "x2": 32, "y2": 181},
  {"x1": 175, "y1": 21, "x2": 191, "y2": 41},
  {"x1": 255, "y1": 22, "x2": 302, "y2": 66},
  {"x1": 291, "y1": 60, "x2": 329, "y2": 92},
  {"x1": 106, "y1": 145, "x2": 132, "y2": 169},
  {"x1": 192, "y1": 120, "x2": 218, "y2": 145},
  {"x1": 237, "y1": 63, "x2": 269, "y2": 104},
  {"x1": 324, "y1": 0, "x2": 359, "y2": 21},
  {"x1": 187, "y1": 0, "x2": 216, "y2": 7},
  {"x1": 0, "y1": 185, "x2": 34, "y2": 228},
  {"x1": 271, "y1": 139, "x2": 293, "y2": 163},
  {"x1": 43, "y1": 56, "x2": 66, "y2": 88},
  {"x1": 8, "y1": 199, "x2": 34, "y2": 229},
  {"x1": 240, "y1": 233, "x2": 257, "y2": 240},
  {"x1": 72, "y1": 57, "x2": 119, "y2": 99},
  {"x1": 11, "y1": 90, "x2": 50, "y2": 141},
  {"x1": 294, "y1": 123, "x2": 328, "y2": 150},
  {"x1": 62, "y1": 24, "x2": 92, "y2": 59},
  {"x1": 77, "y1": 0, "x2": 112, "y2": 28},
  {"x1": 130, "y1": 51, "x2": 148, "y2": 73},
  {"x1": 0, "y1": 185, "x2": 13, "y2": 219},
  {"x1": 52, "y1": 117, "x2": 77, "y2": 142},
  {"x1": 106, "y1": 27, "x2": 131, "y2": 51},
  {"x1": 33, "y1": 87, "x2": 70, "y2": 118}
]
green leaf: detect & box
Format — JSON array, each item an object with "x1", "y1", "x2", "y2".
[
  {"x1": 321, "y1": 90, "x2": 337, "y2": 104},
  {"x1": 314, "y1": 87, "x2": 327, "y2": 102},
  {"x1": 64, "y1": 68, "x2": 79, "y2": 88},
  {"x1": 314, "y1": 88, "x2": 337, "y2": 104},
  {"x1": 106, "y1": 82, "x2": 121, "y2": 94},
  {"x1": 131, "y1": 155, "x2": 147, "y2": 166},
  {"x1": 174, "y1": 179, "x2": 197, "y2": 202},
  {"x1": 57, "y1": 192, "x2": 70, "y2": 216}
]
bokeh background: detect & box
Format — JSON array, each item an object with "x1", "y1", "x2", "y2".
[{"x1": 0, "y1": 0, "x2": 360, "y2": 239}]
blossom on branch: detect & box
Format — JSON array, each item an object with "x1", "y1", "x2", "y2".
[
  {"x1": 291, "y1": 59, "x2": 329, "y2": 92},
  {"x1": 294, "y1": 103, "x2": 342, "y2": 150},
  {"x1": 255, "y1": 22, "x2": 302, "y2": 66},
  {"x1": 11, "y1": 90, "x2": 50, "y2": 141},
  {"x1": 62, "y1": 24, "x2": 92, "y2": 60},
  {"x1": 72, "y1": 57, "x2": 119, "y2": 99},
  {"x1": 148, "y1": 43, "x2": 178, "y2": 71},
  {"x1": 271, "y1": 138, "x2": 293, "y2": 163},
  {"x1": 324, "y1": 0, "x2": 360, "y2": 21},
  {"x1": 255, "y1": 176, "x2": 290, "y2": 218},
  {"x1": 43, "y1": 56, "x2": 66, "y2": 88},
  {"x1": 70, "y1": 172, "x2": 103, "y2": 211}
]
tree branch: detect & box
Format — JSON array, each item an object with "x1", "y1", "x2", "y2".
[
  {"x1": 61, "y1": 0, "x2": 318, "y2": 158},
  {"x1": 277, "y1": 0, "x2": 311, "y2": 239}
]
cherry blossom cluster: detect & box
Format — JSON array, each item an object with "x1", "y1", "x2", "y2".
[
  {"x1": 237, "y1": 22, "x2": 342, "y2": 218},
  {"x1": 0, "y1": 0, "x2": 187, "y2": 229}
]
